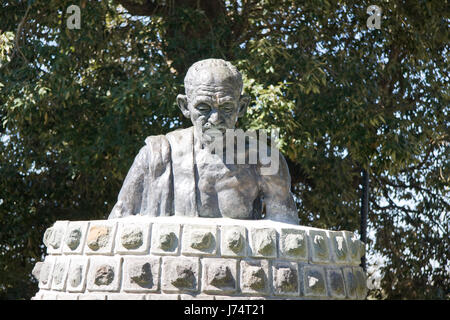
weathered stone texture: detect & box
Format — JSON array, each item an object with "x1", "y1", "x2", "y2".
[
  {"x1": 303, "y1": 266, "x2": 327, "y2": 297},
  {"x1": 35, "y1": 217, "x2": 367, "y2": 300},
  {"x1": 182, "y1": 225, "x2": 217, "y2": 256},
  {"x1": 280, "y1": 229, "x2": 308, "y2": 261},
  {"x1": 250, "y1": 228, "x2": 277, "y2": 258},
  {"x1": 309, "y1": 230, "x2": 330, "y2": 264},
  {"x1": 202, "y1": 258, "x2": 237, "y2": 294},
  {"x1": 151, "y1": 223, "x2": 180, "y2": 255},
  {"x1": 240, "y1": 260, "x2": 269, "y2": 295},
  {"x1": 162, "y1": 256, "x2": 199, "y2": 293},
  {"x1": 123, "y1": 257, "x2": 160, "y2": 292},
  {"x1": 272, "y1": 262, "x2": 299, "y2": 296},
  {"x1": 221, "y1": 226, "x2": 247, "y2": 257}
]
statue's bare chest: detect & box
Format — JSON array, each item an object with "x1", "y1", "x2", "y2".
[{"x1": 194, "y1": 149, "x2": 260, "y2": 218}]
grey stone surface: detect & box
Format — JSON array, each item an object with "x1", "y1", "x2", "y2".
[
  {"x1": 327, "y1": 268, "x2": 346, "y2": 298},
  {"x1": 161, "y1": 256, "x2": 199, "y2": 293},
  {"x1": 182, "y1": 225, "x2": 217, "y2": 256},
  {"x1": 123, "y1": 256, "x2": 160, "y2": 292},
  {"x1": 249, "y1": 228, "x2": 277, "y2": 258},
  {"x1": 56, "y1": 293, "x2": 79, "y2": 300},
  {"x1": 87, "y1": 257, "x2": 122, "y2": 292},
  {"x1": 116, "y1": 221, "x2": 151, "y2": 254},
  {"x1": 354, "y1": 267, "x2": 368, "y2": 300},
  {"x1": 151, "y1": 223, "x2": 180, "y2": 255},
  {"x1": 85, "y1": 221, "x2": 117, "y2": 255},
  {"x1": 240, "y1": 260, "x2": 270, "y2": 295},
  {"x1": 32, "y1": 261, "x2": 43, "y2": 282},
  {"x1": 309, "y1": 230, "x2": 330, "y2": 264},
  {"x1": 343, "y1": 267, "x2": 357, "y2": 299},
  {"x1": 344, "y1": 231, "x2": 363, "y2": 265},
  {"x1": 41, "y1": 292, "x2": 58, "y2": 300},
  {"x1": 202, "y1": 258, "x2": 237, "y2": 294},
  {"x1": 44, "y1": 221, "x2": 69, "y2": 254},
  {"x1": 280, "y1": 228, "x2": 308, "y2": 261},
  {"x1": 221, "y1": 225, "x2": 247, "y2": 257},
  {"x1": 107, "y1": 294, "x2": 146, "y2": 300},
  {"x1": 38, "y1": 256, "x2": 55, "y2": 289},
  {"x1": 51, "y1": 258, "x2": 70, "y2": 291},
  {"x1": 78, "y1": 294, "x2": 106, "y2": 300},
  {"x1": 180, "y1": 294, "x2": 215, "y2": 300},
  {"x1": 33, "y1": 217, "x2": 367, "y2": 300},
  {"x1": 66, "y1": 257, "x2": 89, "y2": 292},
  {"x1": 272, "y1": 262, "x2": 299, "y2": 296},
  {"x1": 329, "y1": 231, "x2": 349, "y2": 264},
  {"x1": 63, "y1": 221, "x2": 89, "y2": 254},
  {"x1": 303, "y1": 266, "x2": 327, "y2": 297},
  {"x1": 146, "y1": 294, "x2": 179, "y2": 300}
]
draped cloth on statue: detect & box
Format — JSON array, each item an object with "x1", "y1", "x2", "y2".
[{"x1": 108, "y1": 127, "x2": 198, "y2": 219}]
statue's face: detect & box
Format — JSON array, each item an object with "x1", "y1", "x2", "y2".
[{"x1": 177, "y1": 68, "x2": 250, "y2": 144}]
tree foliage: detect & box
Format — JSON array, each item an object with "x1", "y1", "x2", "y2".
[{"x1": 0, "y1": 0, "x2": 448, "y2": 299}]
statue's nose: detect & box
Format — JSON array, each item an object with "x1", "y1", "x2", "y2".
[{"x1": 208, "y1": 110, "x2": 222, "y2": 125}]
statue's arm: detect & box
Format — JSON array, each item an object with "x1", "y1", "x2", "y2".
[
  {"x1": 108, "y1": 145, "x2": 150, "y2": 219},
  {"x1": 258, "y1": 152, "x2": 299, "y2": 224}
]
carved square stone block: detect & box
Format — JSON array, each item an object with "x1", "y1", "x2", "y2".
[
  {"x1": 123, "y1": 256, "x2": 161, "y2": 292},
  {"x1": 87, "y1": 257, "x2": 122, "y2": 292},
  {"x1": 240, "y1": 259, "x2": 270, "y2": 295},
  {"x1": 326, "y1": 268, "x2": 346, "y2": 299},
  {"x1": 249, "y1": 227, "x2": 277, "y2": 258},
  {"x1": 309, "y1": 230, "x2": 330, "y2": 264},
  {"x1": 343, "y1": 231, "x2": 362, "y2": 265},
  {"x1": 181, "y1": 225, "x2": 217, "y2": 256},
  {"x1": 151, "y1": 223, "x2": 181, "y2": 255},
  {"x1": 202, "y1": 258, "x2": 237, "y2": 294},
  {"x1": 62, "y1": 221, "x2": 89, "y2": 255},
  {"x1": 85, "y1": 221, "x2": 117, "y2": 255},
  {"x1": 279, "y1": 228, "x2": 308, "y2": 261},
  {"x1": 353, "y1": 267, "x2": 368, "y2": 300},
  {"x1": 51, "y1": 257, "x2": 70, "y2": 291},
  {"x1": 220, "y1": 225, "x2": 247, "y2": 257},
  {"x1": 272, "y1": 261, "x2": 299, "y2": 296},
  {"x1": 161, "y1": 256, "x2": 200, "y2": 293},
  {"x1": 44, "y1": 221, "x2": 69, "y2": 255},
  {"x1": 115, "y1": 221, "x2": 151, "y2": 255},
  {"x1": 38, "y1": 255, "x2": 56, "y2": 289},
  {"x1": 66, "y1": 257, "x2": 90, "y2": 293},
  {"x1": 342, "y1": 267, "x2": 357, "y2": 299},
  {"x1": 303, "y1": 266, "x2": 327, "y2": 297},
  {"x1": 329, "y1": 231, "x2": 349, "y2": 264}
]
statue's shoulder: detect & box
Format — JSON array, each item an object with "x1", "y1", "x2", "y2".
[
  {"x1": 143, "y1": 134, "x2": 171, "y2": 162},
  {"x1": 142, "y1": 127, "x2": 193, "y2": 160},
  {"x1": 165, "y1": 126, "x2": 193, "y2": 141}
]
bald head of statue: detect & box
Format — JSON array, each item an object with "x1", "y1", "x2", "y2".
[{"x1": 176, "y1": 59, "x2": 250, "y2": 144}]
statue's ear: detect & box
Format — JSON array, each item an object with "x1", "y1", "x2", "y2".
[
  {"x1": 237, "y1": 94, "x2": 250, "y2": 118},
  {"x1": 177, "y1": 94, "x2": 190, "y2": 118}
]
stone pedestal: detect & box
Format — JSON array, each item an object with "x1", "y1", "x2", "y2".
[{"x1": 31, "y1": 216, "x2": 367, "y2": 300}]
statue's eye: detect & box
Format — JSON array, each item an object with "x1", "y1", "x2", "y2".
[
  {"x1": 222, "y1": 103, "x2": 235, "y2": 113},
  {"x1": 196, "y1": 103, "x2": 210, "y2": 113}
]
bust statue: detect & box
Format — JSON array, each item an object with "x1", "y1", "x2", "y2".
[{"x1": 108, "y1": 59, "x2": 298, "y2": 224}]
